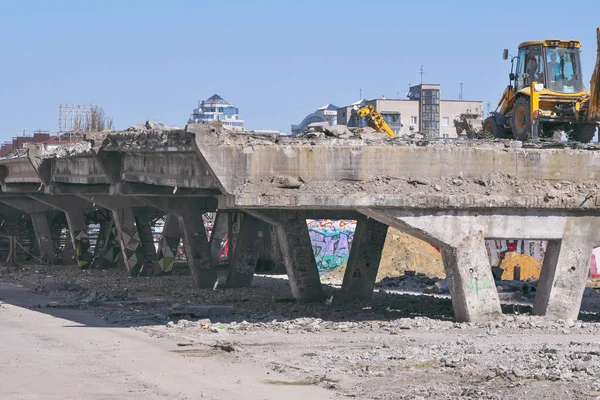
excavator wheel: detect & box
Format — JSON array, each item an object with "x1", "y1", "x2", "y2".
[
  {"x1": 568, "y1": 123, "x2": 597, "y2": 143},
  {"x1": 510, "y1": 97, "x2": 531, "y2": 141},
  {"x1": 482, "y1": 116, "x2": 505, "y2": 139}
]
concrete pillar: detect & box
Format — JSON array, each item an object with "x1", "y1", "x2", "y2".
[
  {"x1": 362, "y1": 208, "x2": 503, "y2": 322},
  {"x1": 248, "y1": 210, "x2": 324, "y2": 302},
  {"x1": 225, "y1": 214, "x2": 264, "y2": 287},
  {"x1": 64, "y1": 211, "x2": 93, "y2": 269},
  {"x1": 209, "y1": 211, "x2": 228, "y2": 263},
  {"x1": 112, "y1": 207, "x2": 148, "y2": 276},
  {"x1": 91, "y1": 218, "x2": 120, "y2": 269},
  {"x1": 438, "y1": 232, "x2": 498, "y2": 322},
  {"x1": 339, "y1": 217, "x2": 388, "y2": 301},
  {"x1": 76, "y1": 196, "x2": 159, "y2": 276},
  {"x1": 27, "y1": 196, "x2": 94, "y2": 269},
  {"x1": 29, "y1": 212, "x2": 56, "y2": 263},
  {"x1": 133, "y1": 209, "x2": 158, "y2": 270},
  {"x1": 178, "y1": 213, "x2": 216, "y2": 288},
  {"x1": 156, "y1": 214, "x2": 181, "y2": 273},
  {"x1": 533, "y1": 218, "x2": 600, "y2": 320}
]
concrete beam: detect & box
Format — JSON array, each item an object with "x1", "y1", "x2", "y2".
[
  {"x1": 110, "y1": 182, "x2": 218, "y2": 196},
  {"x1": 190, "y1": 124, "x2": 600, "y2": 196}
]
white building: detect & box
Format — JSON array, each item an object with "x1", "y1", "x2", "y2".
[
  {"x1": 188, "y1": 94, "x2": 244, "y2": 131},
  {"x1": 291, "y1": 103, "x2": 339, "y2": 136},
  {"x1": 337, "y1": 84, "x2": 483, "y2": 138}
]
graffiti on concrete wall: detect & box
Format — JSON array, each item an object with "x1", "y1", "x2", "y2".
[
  {"x1": 486, "y1": 240, "x2": 547, "y2": 265},
  {"x1": 307, "y1": 219, "x2": 356, "y2": 271}
]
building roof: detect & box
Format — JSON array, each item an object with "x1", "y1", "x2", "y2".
[
  {"x1": 203, "y1": 94, "x2": 232, "y2": 105},
  {"x1": 317, "y1": 103, "x2": 339, "y2": 111},
  {"x1": 206, "y1": 94, "x2": 224, "y2": 102}
]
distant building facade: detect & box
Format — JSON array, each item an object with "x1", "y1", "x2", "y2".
[
  {"x1": 337, "y1": 84, "x2": 483, "y2": 138},
  {"x1": 188, "y1": 94, "x2": 244, "y2": 131},
  {"x1": 291, "y1": 104, "x2": 338, "y2": 136}
]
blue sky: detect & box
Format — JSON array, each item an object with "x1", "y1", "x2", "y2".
[{"x1": 0, "y1": 0, "x2": 599, "y2": 138}]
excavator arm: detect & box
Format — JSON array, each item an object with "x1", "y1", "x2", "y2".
[
  {"x1": 589, "y1": 27, "x2": 600, "y2": 121},
  {"x1": 355, "y1": 105, "x2": 397, "y2": 137}
]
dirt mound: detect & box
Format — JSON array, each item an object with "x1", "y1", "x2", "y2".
[
  {"x1": 497, "y1": 252, "x2": 542, "y2": 281},
  {"x1": 324, "y1": 228, "x2": 445, "y2": 282}
]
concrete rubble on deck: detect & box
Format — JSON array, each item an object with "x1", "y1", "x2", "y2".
[{"x1": 1, "y1": 121, "x2": 600, "y2": 323}]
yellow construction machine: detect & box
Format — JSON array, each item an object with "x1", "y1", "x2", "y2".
[
  {"x1": 483, "y1": 27, "x2": 600, "y2": 142},
  {"x1": 353, "y1": 104, "x2": 397, "y2": 137}
]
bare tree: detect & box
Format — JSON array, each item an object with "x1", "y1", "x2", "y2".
[{"x1": 81, "y1": 106, "x2": 113, "y2": 132}]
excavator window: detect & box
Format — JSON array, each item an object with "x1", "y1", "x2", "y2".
[
  {"x1": 515, "y1": 45, "x2": 544, "y2": 91},
  {"x1": 545, "y1": 46, "x2": 584, "y2": 93}
]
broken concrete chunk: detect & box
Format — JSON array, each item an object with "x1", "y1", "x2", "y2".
[
  {"x1": 307, "y1": 122, "x2": 330, "y2": 133},
  {"x1": 127, "y1": 124, "x2": 147, "y2": 131},
  {"x1": 272, "y1": 175, "x2": 302, "y2": 189},
  {"x1": 326, "y1": 125, "x2": 352, "y2": 138},
  {"x1": 145, "y1": 120, "x2": 167, "y2": 130}
]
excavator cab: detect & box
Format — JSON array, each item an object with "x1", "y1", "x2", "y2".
[
  {"x1": 513, "y1": 42, "x2": 584, "y2": 94},
  {"x1": 483, "y1": 34, "x2": 598, "y2": 143}
]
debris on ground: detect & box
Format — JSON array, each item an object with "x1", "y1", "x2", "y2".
[{"x1": 4, "y1": 262, "x2": 600, "y2": 399}]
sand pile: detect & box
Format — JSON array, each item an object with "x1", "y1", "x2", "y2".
[
  {"x1": 497, "y1": 252, "x2": 542, "y2": 280},
  {"x1": 324, "y1": 228, "x2": 445, "y2": 282}
]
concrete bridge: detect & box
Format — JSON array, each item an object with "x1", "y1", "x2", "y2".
[{"x1": 1, "y1": 123, "x2": 600, "y2": 323}]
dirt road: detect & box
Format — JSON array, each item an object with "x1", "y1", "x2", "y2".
[
  {"x1": 0, "y1": 283, "x2": 333, "y2": 400},
  {"x1": 4, "y1": 265, "x2": 600, "y2": 399}
]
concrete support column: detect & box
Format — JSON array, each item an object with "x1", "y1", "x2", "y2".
[
  {"x1": 247, "y1": 210, "x2": 324, "y2": 302},
  {"x1": 64, "y1": 211, "x2": 93, "y2": 268},
  {"x1": 77, "y1": 196, "x2": 156, "y2": 276},
  {"x1": 29, "y1": 212, "x2": 56, "y2": 263},
  {"x1": 133, "y1": 209, "x2": 158, "y2": 271},
  {"x1": 362, "y1": 208, "x2": 502, "y2": 322},
  {"x1": 91, "y1": 218, "x2": 120, "y2": 269},
  {"x1": 533, "y1": 218, "x2": 600, "y2": 320},
  {"x1": 339, "y1": 217, "x2": 388, "y2": 301},
  {"x1": 226, "y1": 214, "x2": 264, "y2": 287},
  {"x1": 156, "y1": 214, "x2": 181, "y2": 273},
  {"x1": 137, "y1": 197, "x2": 218, "y2": 287},
  {"x1": 28, "y1": 196, "x2": 94, "y2": 268},
  {"x1": 209, "y1": 212, "x2": 228, "y2": 263},
  {"x1": 178, "y1": 212, "x2": 216, "y2": 287},
  {"x1": 112, "y1": 207, "x2": 148, "y2": 276},
  {"x1": 0, "y1": 198, "x2": 55, "y2": 262}
]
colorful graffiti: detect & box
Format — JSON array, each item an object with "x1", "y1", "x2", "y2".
[{"x1": 307, "y1": 219, "x2": 356, "y2": 271}]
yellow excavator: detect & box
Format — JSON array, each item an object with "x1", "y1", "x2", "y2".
[
  {"x1": 353, "y1": 104, "x2": 397, "y2": 137},
  {"x1": 483, "y1": 27, "x2": 600, "y2": 142}
]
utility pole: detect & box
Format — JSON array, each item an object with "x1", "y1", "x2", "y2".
[
  {"x1": 459, "y1": 83, "x2": 463, "y2": 100},
  {"x1": 420, "y1": 65, "x2": 424, "y2": 84}
]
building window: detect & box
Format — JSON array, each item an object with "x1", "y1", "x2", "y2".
[
  {"x1": 443, "y1": 117, "x2": 449, "y2": 126},
  {"x1": 410, "y1": 116, "x2": 417, "y2": 126}
]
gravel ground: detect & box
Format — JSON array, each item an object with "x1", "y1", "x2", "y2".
[{"x1": 3, "y1": 263, "x2": 600, "y2": 399}]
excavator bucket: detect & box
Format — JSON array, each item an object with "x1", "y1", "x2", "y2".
[{"x1": 589, "y1": 27, "x2": 600, "y2": 121}]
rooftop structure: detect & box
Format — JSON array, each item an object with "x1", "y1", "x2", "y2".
[
  {"x1": 337, "y1": 84, "x2": 482, "y2": 138},
  {"x1": 188, "y1": 94, "x2": 244, "y2": 131},
  {"x1": 291, "y1": 103, "x2": 339, "y2": 136}
]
